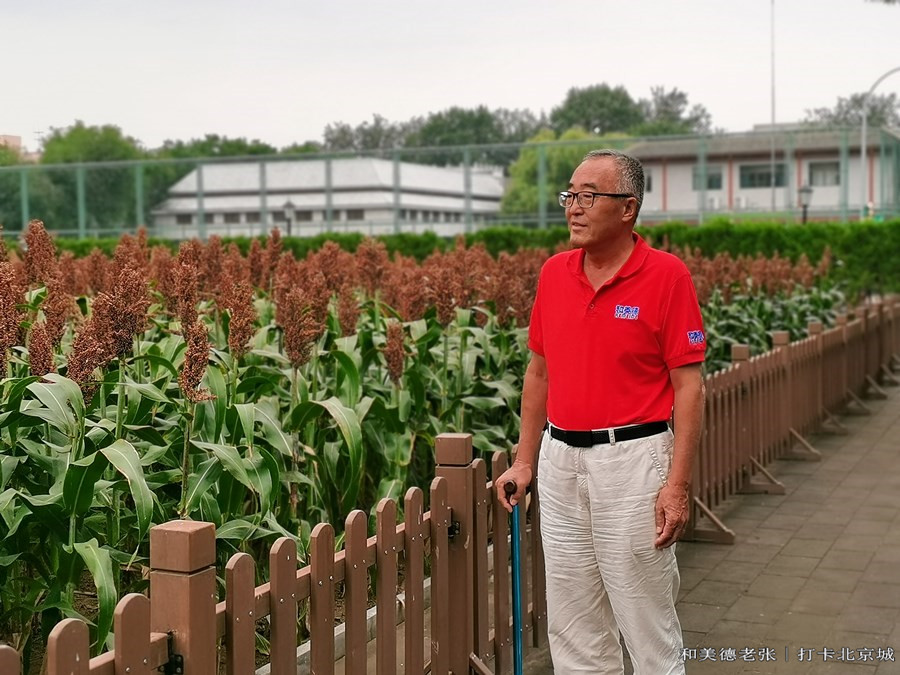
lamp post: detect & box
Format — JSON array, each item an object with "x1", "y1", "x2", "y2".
[
  {"x1": 284, "y1": 199, "x2": 294, "y2": 237},
  {"x1": 798, "y1": 184, "x2": 813, "y2": 225},
  {"x1": 860, "y1": 66, "x2": 900, "y2": 219}
]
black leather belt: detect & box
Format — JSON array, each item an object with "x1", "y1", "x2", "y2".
[{"x1": 547, "y1": 421, "x2": 669, "y2": 447}]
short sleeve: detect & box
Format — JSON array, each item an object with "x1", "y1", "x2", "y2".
[
  {"x1": 527, "y1": 274, "x2": 544, "y2": 356},
  {"x1": 660, "y1": 273, "x2": 706, "y2": 370}
]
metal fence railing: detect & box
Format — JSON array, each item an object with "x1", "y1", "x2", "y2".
[{"x1": 1, "y1": 127, "x2": 898, "y2": 240}]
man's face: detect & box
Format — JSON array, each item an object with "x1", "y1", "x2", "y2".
[{"x1": 565, "y1": 157, "x2": 635, "y2": 251}]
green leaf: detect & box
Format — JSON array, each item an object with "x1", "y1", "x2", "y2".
[
  {"x1": 255, "y1": 400, "x2": 293, "y2": 459},
  {"x1": 216, "y1": 518, "x2": 264, "y2": 541},
  {"x1": 63, "y1": 452, "x2": 108, "y2": 516},
  {"x1": 182, "y1": 456, "x2": 223, "y2": 516},
  {"x1": 234, "y1": 403, "x2": 256, "y2": 449},
  {"x1": 206, "y1": 366, "x2": 227, "y2": 441},
  {"x1": 100, "y1": 439, "x2": 154, "y2": 542},
  {"x1": 194, "y1": 441, "x2": 253, "y2": 490},
  {"x1": 317, "y1": 397, "x2": 364, "y2": 510},
  {"x1": 124, "y1": 425, "x2": 167, "y2": 447},
  {"x1": 123, "y1": 379, "x2": 172, "y2": 404},
  {"x1": 132, "y1": 353, "x2": 179, "y2": 379},
  {"x1": 331, "y1": 349, "x2": 361, "y2": 408},
  {"x1": 0, "y1": 456, "x2": 21, "y2": 490},
  {"x1": 25, "y1": 376, "x2": 81, "y2": 436},
  {"x1": 460, "y1": 396, "x2": 505, "y2": 411},
  {"x1": 73, "y1": 539, "x2": 116, "y2": 654}
]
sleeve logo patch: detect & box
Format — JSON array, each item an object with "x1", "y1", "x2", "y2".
[
  {"x1": 687, "y1": 330, "x2": 705, "y2": 345},
  {"x1": 614, "y1": 305, "x2": 640, "y2": 320}
]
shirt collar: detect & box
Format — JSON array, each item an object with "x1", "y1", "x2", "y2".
[{"x1": 567, "y1": 232, "x2": 650, "y2": 285}]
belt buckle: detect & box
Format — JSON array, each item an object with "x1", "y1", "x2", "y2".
[{"x1": 608, "y1": 427, "x2": 616, "y2": 445}]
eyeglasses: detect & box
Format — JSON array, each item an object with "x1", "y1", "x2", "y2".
[{"x1": 558, "y1": 191, "x2": 633, "y2": 209}]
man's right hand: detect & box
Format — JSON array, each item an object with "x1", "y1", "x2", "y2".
[{"x1": 495, "y1": 460, "x2": 534, "y2": 513}]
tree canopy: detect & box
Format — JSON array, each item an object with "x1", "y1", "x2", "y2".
[{"x1": 804, "y1": 92, "x2": 900, "y2": 128}]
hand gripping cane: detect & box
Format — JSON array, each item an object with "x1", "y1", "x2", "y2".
[{"x1": 504, "y1": 481, "x2": 524, "y2": 675}]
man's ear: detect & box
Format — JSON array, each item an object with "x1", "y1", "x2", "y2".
[{"x1": 622, "y1": 197, "x2": 638, "y2": 223}]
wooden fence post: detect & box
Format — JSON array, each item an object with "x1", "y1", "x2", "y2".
[
  {"x1": 47, "y1": 619, "x2": 90, "y2": 675},
  {"x1": 149, "y1": 520, "x2": 217, "y2": 674},
  {"x1": 434, "y1": 433, "x2": 474, "y2": 675},
  {"x1": 0, "y1": 644, "x2": 22, "y2": 675}
]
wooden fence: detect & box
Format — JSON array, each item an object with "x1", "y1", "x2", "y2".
[
  {"x1": 688, "y1": 299, "x2": 899, "y2": 543},
  {"x1": 1, "y1": 298, "x2": 897, "y2": 674}
]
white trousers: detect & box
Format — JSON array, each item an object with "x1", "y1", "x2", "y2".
[{"x1": 537, "y1": 428, "x2": 684, "y2": 675}]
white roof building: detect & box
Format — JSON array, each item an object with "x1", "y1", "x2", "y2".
[{"x1": 152, "y1": 157, "x2": 505, "y2": 238}]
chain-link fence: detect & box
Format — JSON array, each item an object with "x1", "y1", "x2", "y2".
[{"x1": 0, "y1": 127, "x2": 897, "y2": 240}]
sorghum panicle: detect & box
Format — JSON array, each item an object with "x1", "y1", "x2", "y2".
[
  {"x1": 279, "y1": 287, "x2": 320, "y2": 369},
  {"x1": 337, "y1": 284, "x2": 360, "y2": 337},
  {"x1": 248, "y1": 238, "x2": 264, "y2": 289},
  {"x1": 355, "y1": 237, "x2": 388, "y2": 297},
  {"x1": 384, "y1": 320, "x2": 406, "y2": 384},
  {"x1": 28, "y1": 321, "x2": 54, "y2": 377},
  {"x1": 179, "y1": 321, "x2": 215, "y2": 402},
  {"x1": 23, "y1": 220, "x2": 58, "y2": 287},
  {"x1": 225, "y1": 280, "x2": 257, "y2": 360}
]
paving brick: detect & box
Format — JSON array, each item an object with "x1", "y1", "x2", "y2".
[
  {"x1": 765, "y1": 611, "x2": 836, "y2": 643},
  {"x1": 780, "y1": 538, "x2": 832, "y2": 558},
  {"x1": 789, "y1": 588, "x2": 853, "y2": 615},
  {"x1": 706, "y1": 561, "x2": 768, "y2": 586},
  {"x1": 746, "y1": 574, "x2": 807, "y2": 600},
  {"x1": 726, "y1": 544, "x2": 784, "y2": 565},
  {"x1": 677, "y1": 602, "x2": 729, "y2": 633},
  {"x1": 862, "y1": 561, "x2": 900, "y2": 585},
  {"x1": 804, "y1": 567, "x2": 862, "y2": 593},
  {"x1": 833, "y1": 606, "x2": 899, "y2": 636},
  {"x1": 725, "y1": 596, "x2": 790, "y2": 625},
  {"x1": 833, "y1": 534, "x2": 886, "y2": 552},
  {"x1": 849, "y1": 582, "x2": 900, "y2": 609},
  {"x1": 819, "y1": 549, "x2": 875, "y2": 572},
  {"x1": 765, "y1": 554, "x2": 821, "y2": 577},
  {"x1": 684, "y1": 581, "x2": 746, "y2": 607}
]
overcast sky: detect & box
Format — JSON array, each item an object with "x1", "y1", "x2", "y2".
[{"x1": 3, "y1": 0, "x2": 899, "y2": 152}]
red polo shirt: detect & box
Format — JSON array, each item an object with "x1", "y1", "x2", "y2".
[{"x1": 528, "y1": 234, "x2": 705, "y2": 430}]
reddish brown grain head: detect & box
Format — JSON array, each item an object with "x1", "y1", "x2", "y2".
[
  {"x1": 28, "y1": 321, "x2": 54, "y2": 377},
  {"x1": 23, "y1": 220, "x2": 58, "y2": 287},
  {"x1": 179, "y1": 320, "x2": 215, "y2": 402}
]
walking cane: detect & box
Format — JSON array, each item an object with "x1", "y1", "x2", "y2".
[{"x1": 504, "y1": 481, "x2": 524, "y2": 675}]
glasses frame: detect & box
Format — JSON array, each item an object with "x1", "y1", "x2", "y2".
[{"x1": 558, "y1": 190, "x2": 634, "y2": 209}]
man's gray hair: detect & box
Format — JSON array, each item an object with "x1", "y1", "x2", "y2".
[{"x1": 582, "y1": 149, "x2": 644, "y2": 219}]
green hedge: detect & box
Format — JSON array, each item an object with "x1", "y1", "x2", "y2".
[{"x1": 19, "y1": 218, "x2": 900, "y2": 294}]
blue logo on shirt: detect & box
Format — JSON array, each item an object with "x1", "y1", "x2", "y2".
[
  {"x1": 614, "y1": 305, "x2": 640, "y2": 320},
  {"x1": 687, "y1": 330, "x2": 705, "y2": 344}
]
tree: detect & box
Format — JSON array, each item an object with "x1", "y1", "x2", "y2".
[
  {"x1": 322, "y1": 115, "x2": 413, "y2": 152},
  {"x1": 804, "y1": 92, "x2": 900, "y2": 128},
  {"x1": 631, "y1": 86, "x2": 713, "y2": 136},
  {"x1": 281, "y1": 140, "x2": 323, "y2": 155},
  {"x1": 501, "y1": 127, "x2": 634, "y2": 220},
  {"x1": 39, "y1": 122, "x2": 144, "y2": 230},
  {"x1": 549, "y1": 84, "x2": 644, "y2": 136},
  {"x1": 0, "y1": 145, "x2": 23, "y2": 230},
  {"x1": 155, "y1": 134, "x2": 277, "y2": 158}
]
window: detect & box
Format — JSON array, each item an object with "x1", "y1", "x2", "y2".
[
  {"x1": 245, "y1": 211, "x2": 260, "y2": 223},
  {"x1": 692, "y1": 166, "x2": 723, "y2": 191},
  {"x1": 204, "y1": 213, "x2": 215, "y2": 224},
  {"x1": 224, "y1": 213, "x2": 241, "y2": 224},
  {"x1": 176, "y1": 213, "x2": 192, "y2": 225},
  {"x1": 272, "y1": 210, "x2": 286, "y2": 222},
  {"x1": 346, "y1": 209, "x2": 364, "y2": 221},
  {"x1": 645, "y1": 171, "x2": 652, "y2": 193},
  {"x1": 295, "y1": 211, "x2": 313, "y2": 222},
  {"x1": 739, "y1": 164, "x2": 786, "y2": 188},
  {"x1": 809, "y1": 161, "x2": 839, "y2": 187},
  {"x1": 400, "y1": 209, "x2": 408, "y2": 220}
]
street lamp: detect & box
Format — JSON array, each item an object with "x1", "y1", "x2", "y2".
[
  {"x1": 860, "y1": 66, "x2": 900, "y2": 219},
  {"x1": 798, "y1": 184, "x2": 813, "y2": 225},
  {"x1": 284, "y1": 199, "x2": 294, "y2": 237}
]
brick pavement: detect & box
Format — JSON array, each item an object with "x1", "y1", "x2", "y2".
[{"x1": 524, "y1": 386, "x2": 900, "y2": 674}]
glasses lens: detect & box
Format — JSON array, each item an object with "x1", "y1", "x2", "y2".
[
  {"x1": 576, "y1": 192, "x2": 594, "y2": 208},
  {"x1": 559, "y1": 192, "x2": 571, "y2": 208}
]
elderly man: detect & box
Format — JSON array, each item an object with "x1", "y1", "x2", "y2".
[{"x1": 497, "y1": 149, "x2": 705, "y2": 674}]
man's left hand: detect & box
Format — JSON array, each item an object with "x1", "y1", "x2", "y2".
[{"x1": 654, "y1": 482, "x2": 690, "y2": 548}]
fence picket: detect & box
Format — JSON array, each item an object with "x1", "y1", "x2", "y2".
[
  {"x1": 114, "y1": 594, "x2": 151, "y2": 675},
  {"x1": 269, "y1": 537, "x2": 299, "y2": 675},
  {"x1": 225, "y1": 552, "x2": 256, "y2": 675},
  {"x1": 309, "y1": 523, "x2": 335, "y2": 675},
  {"x1": 344, "y1": 510, "x2": 369, "y2": 675},
  {"x1": 47, "y1": 619, "x2": 90, "y2": 675},
  {"x1": 376, "y1": 498, "x2": 398, "y2": 675},
  {"x1": 471, "y1": 458, "x2": 490, "y2": 662},
  {"x1": 0, "y1": 645, "x2": 20, "y2": 675},
  {"x1": 429, "y1": 476, "x2": 450, "y2": 675},
  {"x1": 403, "y1": 488, "x2": 425, "y2": 674},
  {"x1": 491, "y1": 452, "x2": 510, "y2": 674}
]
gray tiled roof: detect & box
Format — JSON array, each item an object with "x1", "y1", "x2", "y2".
[{"x1": 169, "y1": 157, "x2": 504, "y2": 198}]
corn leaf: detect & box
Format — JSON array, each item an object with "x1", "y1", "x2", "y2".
[{"x1": 100, "y1": 440, "x2": 154, "y2": 542}]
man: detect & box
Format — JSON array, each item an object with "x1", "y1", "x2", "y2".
[{"x1": 496, "y1": 149, "x2": 705, "y2": 674}]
